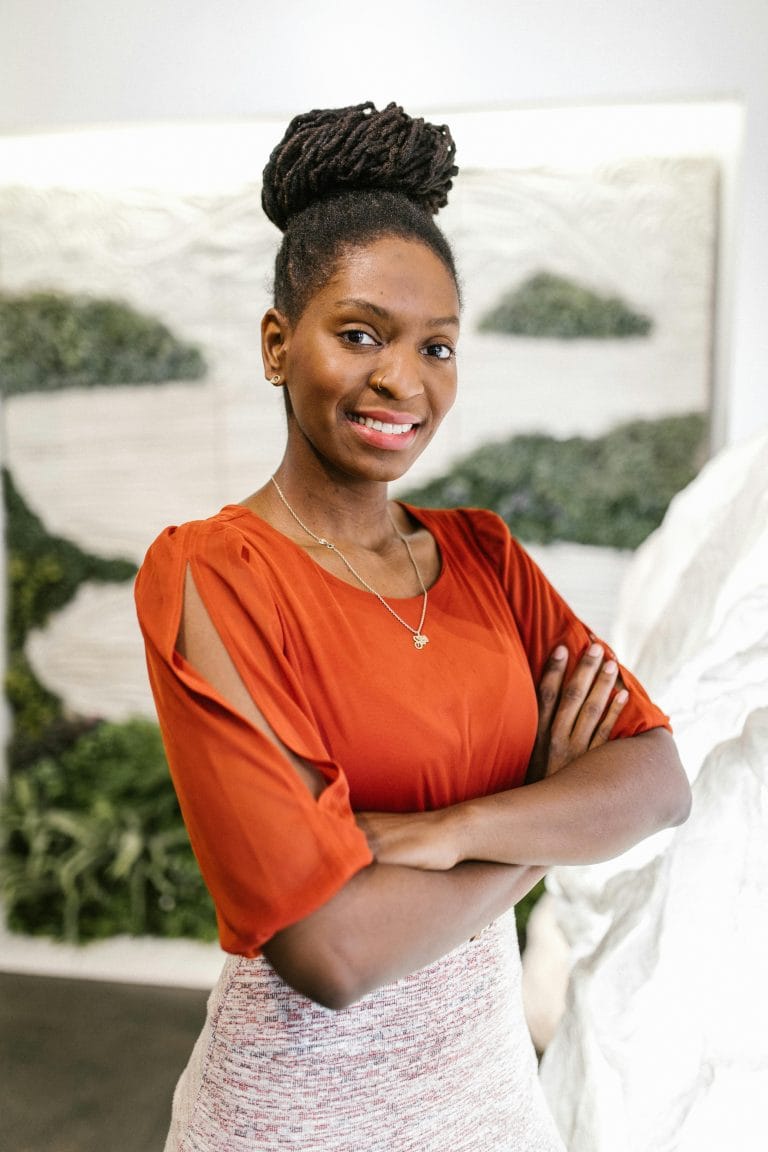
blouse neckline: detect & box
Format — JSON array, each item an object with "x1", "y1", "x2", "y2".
[{"x1": 219, "y1": 501, "x2": 449, "y2": 603}]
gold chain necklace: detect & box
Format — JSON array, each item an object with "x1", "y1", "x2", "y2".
[{"x1": 270, "y1": 476, "x2": 429, "y2": 649}]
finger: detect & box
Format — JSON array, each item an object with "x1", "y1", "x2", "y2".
[
  {"x1": 536, "y1": 645, "x2": 569, "y2": 733},
  {"x1": 552, "y1": 642, "x2": 606, "y2": 734},
  {"x1": 588, "y1": 686, "x2": 629, "y2": 748},
  {"x1": 570, "y1": 657, "x2": 620, "y2": 746}
]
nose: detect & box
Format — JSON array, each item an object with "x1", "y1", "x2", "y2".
[{"x1": 368, "y1": 350, "x2": 425, "y2": 402}]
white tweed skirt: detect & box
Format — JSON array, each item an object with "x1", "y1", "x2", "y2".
[{"x1": 165, "y1": 908, "x2": 565, "y2": 1151}]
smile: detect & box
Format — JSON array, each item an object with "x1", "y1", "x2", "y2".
[{"x1": 347, "y1": 415, "x2": 416, "y2": 436}]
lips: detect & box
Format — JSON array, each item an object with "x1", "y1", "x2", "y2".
[
  {"x1": 345, "y1": 409, "x2": 422, "y2": 451},
  {"x1": 348, "y1": 414, "x2": 415, "y2": 436}
]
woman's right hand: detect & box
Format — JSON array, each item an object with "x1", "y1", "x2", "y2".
[
  {"x1": 527, "y1": 643, "x2": 628, "y2": 782},
  {"x1": 355, "y1": 809, "x2": 461, "y2": 871}
]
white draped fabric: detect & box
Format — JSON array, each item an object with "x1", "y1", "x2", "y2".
[{"x1": 540, "y1": 429, "x2": 768, "y2": 1151}]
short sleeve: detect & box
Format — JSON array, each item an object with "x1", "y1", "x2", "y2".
[
  {"x1": 134, "y1": 518, "x2": 373, "y2": 958},
  {"x1": 464, "y1": 509, "x2": 671, "y2": 737}
]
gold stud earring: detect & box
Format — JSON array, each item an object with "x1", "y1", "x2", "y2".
[{"x1": 270, "y1": 374, "x2": 282, "y2": 386}]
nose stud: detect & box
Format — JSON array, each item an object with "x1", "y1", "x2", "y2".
[{"x1": 371, "y1": 375, "x2": 387, "y2": 395}]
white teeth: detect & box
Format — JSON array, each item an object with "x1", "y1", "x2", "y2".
[{"x1": 350, "y1": 415, "x2": 414, "y2": 435}]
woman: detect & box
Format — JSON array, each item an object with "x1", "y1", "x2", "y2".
[{"x1": 135, "y1": 102, "x2": 691, "y2": 1151}]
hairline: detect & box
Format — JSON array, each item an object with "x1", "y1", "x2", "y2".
[{"x1": 273, "y1": 192, "x2": 462, "y2": 323}]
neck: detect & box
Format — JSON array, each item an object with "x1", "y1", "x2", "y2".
[{"x1": 269, "y1": 459, "x2": 397, "y2": 553}]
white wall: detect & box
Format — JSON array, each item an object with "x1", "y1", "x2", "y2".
[{"x1": 1, "y1": 0, "x2": 766, "y2": 443}]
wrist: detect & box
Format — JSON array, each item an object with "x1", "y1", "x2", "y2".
[{"x1": 442, "y1": 800, "x2": 477, "y2": 865}]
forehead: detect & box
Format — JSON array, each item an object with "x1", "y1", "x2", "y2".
[{"x1": 316, "y1": 237, "x2": 460, "y2": 319}]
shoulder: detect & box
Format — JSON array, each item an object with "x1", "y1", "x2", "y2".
[
  {"x1": 134, "y1": 507, "x2": 279, "y2": 641},
  {"x1": 136, "y1": 509, "x2": 238, "y2": 590},
  {"x1": 405, "y1": 504, "x2": 555, "y2": 613},
  {"x1": 404, "y1": 503, "x2": 504, "y2": 537},
  {"x1": 404, "y1": 503, "x2": 523, "y2": 568},
  {"x1": 137, "y1": 506, "x2": 273, "y2": 580}
]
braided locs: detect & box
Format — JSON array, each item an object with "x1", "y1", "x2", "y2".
[
  {"x1": 262, "y1": 102, "x2": 460, "y2": 322},
  {"x1": 262, "y1": 101, "x2": 457, "y2": 232}
]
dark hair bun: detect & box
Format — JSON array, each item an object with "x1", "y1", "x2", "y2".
[{"x1": 261, "y1": 101, "x2": 458, "y2": 232}]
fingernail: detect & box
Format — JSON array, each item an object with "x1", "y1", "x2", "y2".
[
  {"x1": 553, "y1": 645, "x2": 568, "y2": 660},
  {"x1": 616, "y1": 689, "x2": 629, "y2": 704},
  {"x1": 603, "y1": 659, "x2": 618, "y2": 675},
  {"x1": 588, "y1": 642, "x2": 603, "y2": 657}
]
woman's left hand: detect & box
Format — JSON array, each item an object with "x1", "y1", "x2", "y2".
[
  {"x1": 527, "y1": 642, "x2": 629, "y2": 781},
  {"x1": 356, "y1": 810, "x2": 461, "y2": 871}
]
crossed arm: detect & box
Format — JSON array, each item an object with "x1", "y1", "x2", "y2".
[
  {"x1": 356, "y1": 645, "x2": 689, "y2": 873},
  {"x1": 179, "y1": 569, "x2": 690, "y2": 1009}
]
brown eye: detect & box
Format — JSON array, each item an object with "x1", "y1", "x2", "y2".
[
  {"x1": 341, "y1": 329, "x2": 377, "y2": 346},
  {"x1": 423, "y1": 343, "x2": 454, "y2": 360}
]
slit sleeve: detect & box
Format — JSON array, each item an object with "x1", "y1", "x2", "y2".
[{"x1": 134, "y1": 518, "x2": 373, "y2": 958}]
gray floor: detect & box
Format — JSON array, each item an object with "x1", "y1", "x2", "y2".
[{"x1": 0, "y1": 972, "x2": 208, "y2": 1152}]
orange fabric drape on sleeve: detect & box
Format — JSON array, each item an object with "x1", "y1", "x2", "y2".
[{"x1": 135, "y1": 519, "x2": 373, "y2": 958}]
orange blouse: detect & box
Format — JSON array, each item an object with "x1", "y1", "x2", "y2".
[{"x1": 134, "y1": 504, "x2": 670, "y2": 958}]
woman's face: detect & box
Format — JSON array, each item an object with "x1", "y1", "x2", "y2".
[{"x1": 264, "y1": 236, "x2": 460, "y2": 485}]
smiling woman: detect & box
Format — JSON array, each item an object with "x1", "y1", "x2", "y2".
[
  {"x1": 262, "y1": 237, "x2": 459, "y2": 490},
  {"x1": 134, "y1": 101, "x2": 689, "y2": 1152}
]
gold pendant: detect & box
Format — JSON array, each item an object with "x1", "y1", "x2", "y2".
[{"x1": 413, "y1": 633, "x2": 429, "y2": 650}]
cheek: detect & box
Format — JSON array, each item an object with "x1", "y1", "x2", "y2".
[
  {"x1": 289, "y1": 344, "x2": 349, "y2": 397},
  {"x1": 437, "y1": 374, "x2": 458, "y2": 416},
  {"x1": 285, "y1": 360, "x2": 351, "y2": 430}
]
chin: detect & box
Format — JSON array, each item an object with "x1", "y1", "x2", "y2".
[{"x1": 346, "y1": 460, "x2": 417, "y2": 486}]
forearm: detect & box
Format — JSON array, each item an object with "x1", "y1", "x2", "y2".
[
  {"x1": 263, "y1": 858, "x2": 545, "y2": 1009},
  {"x1": 454, "y1": 729, "x2": 691, "y2": 867}
]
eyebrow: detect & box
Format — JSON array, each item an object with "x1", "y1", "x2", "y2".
[{"x1": 334, "y1": 297, "x2": 460, "y2": 329}]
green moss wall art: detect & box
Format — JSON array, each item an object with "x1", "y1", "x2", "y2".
[
  {"x1": 0, "y1": 292, "x2": 206, "y2": 396},
  {"x1": 478, "y1": 272, "x2": 653, "y2": 340},
  {"x1": 1, "y1": 291, "x2": 217, "y2": 943},
  {"x1": 402, "y1": 414, "x2": 707, "y2": 549}
]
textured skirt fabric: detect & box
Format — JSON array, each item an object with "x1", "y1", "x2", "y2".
[{"x1": 165, "y1": 909, "x2": 565, "y2": 1151}]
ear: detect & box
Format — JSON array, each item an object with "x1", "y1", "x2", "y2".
[{"x1": 261, "y1": 308, "x2": 291, "y2": 380}]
